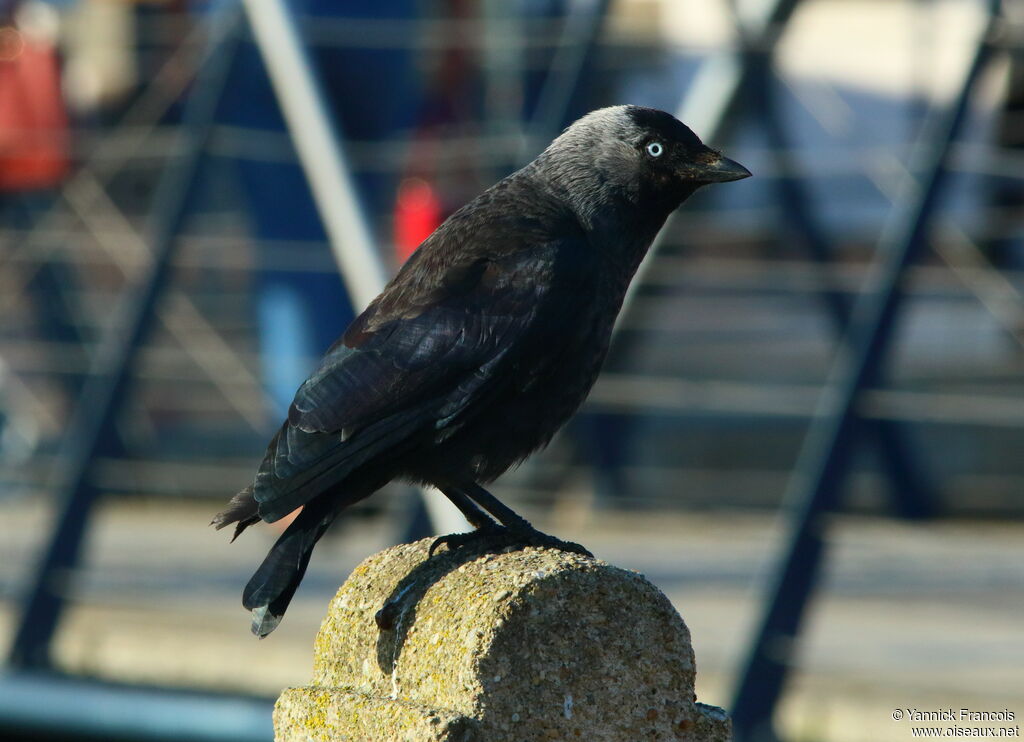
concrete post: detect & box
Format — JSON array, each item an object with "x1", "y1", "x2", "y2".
[{"x1": 274, "y1": 538, "x2": 730, "y2": 742}]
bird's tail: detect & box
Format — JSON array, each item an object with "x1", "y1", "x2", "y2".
[
  {"x1": 211, "y1": 484, "x2": 261, "y2": 542},
  {"x1": 241, "y1": 497, "x2": 336, "y2": 637}
]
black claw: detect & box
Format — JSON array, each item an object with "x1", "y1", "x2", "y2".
[
  {"x1": 429, "y1": 531, "x2": 478, "y2": 556},
  {"x1": 429, "y1": 523, "x2": 501, "y2": 556},
  {"x1": 509, "y1": 527, "x2": 593, "y2": 558}
]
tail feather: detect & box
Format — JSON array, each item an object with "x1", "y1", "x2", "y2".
[
  {"x1": 241, "y1": 498, "x2": 336, "y2": 637},
  {"x1": 211, "y1": 485, "x2": 260, "y2": 542}
]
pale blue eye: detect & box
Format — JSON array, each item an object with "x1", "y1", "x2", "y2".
[{"x1": 646, "y1": 141, "x2": 664, "y2": 157}]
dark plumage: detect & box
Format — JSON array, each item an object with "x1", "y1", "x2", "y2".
[{"x1": 214, "y1": 105, "x2": 750, "y2": 636}]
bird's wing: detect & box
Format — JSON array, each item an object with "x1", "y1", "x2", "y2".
[{"x1": 252, "y1": 234, "x2": 591, "y2": 522}]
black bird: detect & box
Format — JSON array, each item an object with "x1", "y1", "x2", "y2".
[{"x1": 214, "y1": 105, "x2": 750, "y2": 636}]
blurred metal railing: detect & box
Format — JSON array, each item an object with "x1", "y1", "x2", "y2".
[
  {"x1": 729, "y1": 1, "x2": 1007, "y2": 739},
  {"x1": 0, "y1": 2, "x2": 1022, "y2": 741},
  {"x1": 9, "y1": 2, "x2": 244, "y2": 673}
]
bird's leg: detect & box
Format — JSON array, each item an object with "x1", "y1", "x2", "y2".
[
  {"x1": 435, "y1": 482, "x2": 592, "y2": 557},
  {"x1": 441, "y1": 485, "x2": 497, "y2": 529},
  {"x1": 456, "y1": 481, "x2": 532, "y2": 529},
  {"x1": 428, "y1": 486, "x2": 500, "y2": 556}
]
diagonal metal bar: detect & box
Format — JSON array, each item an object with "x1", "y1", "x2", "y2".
[
  {"x1": 517, "y1": 0, "x2": 612, "y2": 166},
  {"x1": 0, "y1": 22, "x2": 211, "y2": 316},
  {"x1": 64, "y1": 170, "x2": 269, "y2": 432},
  {"x1": 590, "y1": 0, "x2": 805, "y2": 506},
  {"x1": 615, "y1": 0, "x2": 803, "y2": 334},
  {"x1": 729, "y1": 4, "x2": 1003, "y2": 739},
  {"x1": 7, "y1": 8, "x2": 243, "y2": 670},
  {"x1": 778, "y1": 72, "x2": 1024, "y2": 352},
  {"x1": 753, "y1": 58, "x2": 936, "y2": 520},
  {"x1": 240, "y1": 0, "x2": 387, "y2": 309},
  {"x1": 932, "y1": 222, "x2": 1024, "y2": 348},
  {"x1": 240, "y1": 0, "x2": 470, "y2": 536}
]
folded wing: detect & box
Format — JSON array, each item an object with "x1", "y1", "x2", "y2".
[{"x1": 251, "y1": 238, "x2": 586, "y2": 523}]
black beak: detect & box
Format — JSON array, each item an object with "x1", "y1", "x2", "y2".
[{"x1": 694, "y1": 154, "x2": 751, "y2": 183}]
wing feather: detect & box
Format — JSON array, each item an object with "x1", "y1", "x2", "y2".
[{"x1": 250, "y1": 231, "x2": 590, "y2": 521}]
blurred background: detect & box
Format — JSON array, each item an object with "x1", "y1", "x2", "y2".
[{"x1": 0, "y1": 0, "x2": 1022, "y2": 740}]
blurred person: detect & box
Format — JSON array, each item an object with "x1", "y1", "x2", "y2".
[{"x1": 0, "y1": 0, "x2": 68, "y2": 193}]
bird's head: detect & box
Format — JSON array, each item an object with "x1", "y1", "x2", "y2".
[{"x1": 533, "y1": 105, "x2": 750, "y2": 229}]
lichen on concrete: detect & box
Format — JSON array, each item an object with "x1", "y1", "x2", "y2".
[{"x1": 274, "y1": 537, "x2": 730, "y2": 741}]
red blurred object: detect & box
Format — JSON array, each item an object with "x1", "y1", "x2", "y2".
[
  {"x1": 394, "y1": 177, "x2": 443, "y2": 263},
  {"x1": 0, "y1": 24, "x2": 70, "y2": 191}
]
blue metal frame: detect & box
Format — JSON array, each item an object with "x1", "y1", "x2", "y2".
[{"x1": 730, "y1": 3, "x2": 1003, "y2": 738}]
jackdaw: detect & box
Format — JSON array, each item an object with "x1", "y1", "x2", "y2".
[{"x1": 214, "y1": 105, "x2": 750, "y2": 636}]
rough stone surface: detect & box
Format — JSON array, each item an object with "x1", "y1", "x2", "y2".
[{"x1": 274, "y1": 537, "x2": 731, "y2": 742}]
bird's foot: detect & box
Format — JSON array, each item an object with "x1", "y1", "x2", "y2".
[
  {"x1": 429, "y1": 521, "x2": 592, "y2": 558},
  {"x1": 503, "y1": 523, "x2": 593, "y2": 558},
  {"x1": 428, "y1": 523, "x2": 501, "y2": 556}
]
